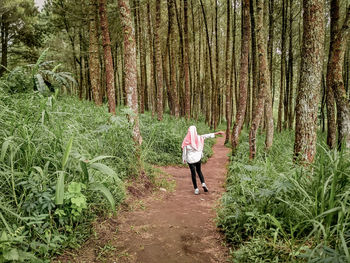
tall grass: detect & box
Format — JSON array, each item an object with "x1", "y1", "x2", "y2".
[
  {"x1": 217, "y1": 130, "x2": 350, "y2": 262},
  {"x1": 0, "y1": 90, "x2": 135, "y2": 260},
  {"x1": 0, "y1": 83, "x2": 215, "y2": 260}
]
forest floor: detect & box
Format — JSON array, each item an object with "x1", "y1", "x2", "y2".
[{"x1": 55, "y1": 136, "x2": 230, "y2": 263}]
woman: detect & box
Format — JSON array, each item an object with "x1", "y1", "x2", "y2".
[{"x1": 182, "y1": 126, "x2": 224, "y2": 195}]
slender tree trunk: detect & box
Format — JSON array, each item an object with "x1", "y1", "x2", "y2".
[
  {"x1": 294, "y1": 0, "x2": 325, "y2": 163},
  {"x1": 154, "y1": 0, "x2": 163, "y2": 121},
  {"x1": 277, "y1": 0, "x2": 287, "y2": 132},
  {"x1": 250, "y1": 0, "x2": 258, "y2": 115},
  {"x1": 231, "y1": 0, "x2": 251, "y2": 153},
  {"x1": 118, "y1": 0, "x2": 142, "y2": 148},
  {"x1": 287, "y1": 0, "x2": 294, "y2": 129},
  {"x1": 147, "y1": 1, "x2": 155, "y2": 116},
  {"x1": 232, "y1": 1, "x2": 238, "y2": 117},
  {"x1": 268, "y1": 0, "x2": 274, "y2": 108},
  {"x1": 138, "y1": 2, "x2": 146, "y2": 113},
  {"x1": 326, "y1": 0, "x2": 339, "y2": 149},
  {"x1": 167, "y1": 0, "x2": 180, "y2": 117},
  {"x1": 199, "y1": 0, "x2": 215, "y2": 129},
  {"x1": 329, "y1": 5, "x2": 350, "y2": 148},
  {"x1": 89, "y1": 0, "x2": 102, "y2": 106},
  {"x1": 249, "y1": 0, "x2": 271, "y2": 159},
  {"x1": 214, "y1": 0, "x2": 219, "y2": 129},
  {"x1": 225, "y1": 0, "x2": 231, "y2": 144},
  {"x1": 99, "y1": 0, "x2": 116, "y2": 114},
  {"x1": 183, "y1": 0, "x2": 191, "y2": 119},
  {"x1": 78, "y1": 29, "x2": 84, "y2": 99},
  {"x1": 0, "y1": 18, "x2": 8, "y2": 77},
  {"x1": 175, "y1": 0, "x2": 185, "y2": 117}
]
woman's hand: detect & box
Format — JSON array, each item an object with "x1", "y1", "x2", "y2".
[{"x1": 214, "y1": 131, "x2": 225, "y2": 136}]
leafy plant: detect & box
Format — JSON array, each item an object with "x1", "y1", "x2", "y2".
[{"x1": 218, "y1": 130, "x2": 350, "y2": 262}]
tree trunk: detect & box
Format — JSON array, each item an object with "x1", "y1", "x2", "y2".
[
  {"x1": 167, "y1": 0, "x2": 180, "y2": 118},
  {"x1": 287, "y1": 0, "x2": 294, "y2": 129},
  {"x1": 232, "y1": 1, "x2": 238, "y2": 117},
  {"x1": 147, "y1": 1, "x2": 155, "y2": 116},
  {"x1": 294, "y1": 0, "x2": 325, "y2": 163},
  {"x1": 329, "y1": 5, "x2": 350, "y2": 148},
  {"x1": 138, "y1": 2, "x2": 147, "y2": 113},
  {"x1": 89, "y1": 0, "x2": 102, "y2": 106},
  {"x1": 99, "y1": 0, "x2": 116, "y2": 114},
  {"x1": 199, "y1": 0, "x2": 215, "y2": 128},
  {"x1": 268, "y1": 0, "x2": 274, "y2": 108},
  {"x1": 0, "y1": 17, "x2": 8, "y2": 77},
  {"x1": 214, "y1": 0, "x2": 219, "y2": 130},
  {"x1": 249, "y1": 0, "x2": 271, "y2": 159},
  {"x1": 277, "y1": 0, "x2": 287, "y2": 132},
  {"x1": 183, "y1": 0, "x2": 191, "y2": 119},
  {"x1": 326, "y1": 0, "x2": 339, "y2": 149},
  {"x1": 154, "y1": 0, "x2": 163, "y2": 121},
  {"x1": 225, "y1": 0, "x2": 231, "y2": 144},
  {"x1": 231, "y1": 0, "x2": 251, "y2": 153},
  {"x1": 250, "y1": 0, "x2": 258, "y2": 115},
  {"x1": 175, "y1": 0, "x2": 185, "y2": 117},
  {"x1": 118, "y1": 0, "x2": 142, "y2": 147}
]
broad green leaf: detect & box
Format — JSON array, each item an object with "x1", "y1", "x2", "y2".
[
  {"x1": 68, "y1": 182, "x2": 83, "y2": 194},
  {"x1": 90, "y1": 183, "x2": 115, "y2": 212},
  {"x1": 55, "y1": 172, "x2": 65, "y2": 205},
  {"x1": 3, "y1": 248, "x2": 19, "y2": 261},
  {"x1": 88, "y1": 155, "x2": 114, "y2": 164},
  {"x1": 34, "y1": 73, "x2": 48, "y2": 93},
  {"x1": 0, "y1": 211, "x2": 11, "y2": 233},
  {"x1": 80, "y1": 161, "x2": 89, "y2": 183},
  {"x1": 90, "y1": 163, "x2": 117, "y2": 178},
  {"x1": 1, "y1": 139, "x2": 10, "y2": 162},
  {"x1": 62, "y1": 137, "x2": 73, "y2": 170}
]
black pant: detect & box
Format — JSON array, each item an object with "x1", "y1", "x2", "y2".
[{"x1": 188, "y1": 161, "x2": 205, "y2": 189}]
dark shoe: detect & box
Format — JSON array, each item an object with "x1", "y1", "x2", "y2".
[{"x1": 202, "y1": 183, "x2": 208, "y2": 192}]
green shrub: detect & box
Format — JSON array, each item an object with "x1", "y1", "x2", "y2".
[
  {"x1": 0, "y1": 91, "x2": 134, "y2": 259},
  {"x1": 217, "y1": 130, "x2": 350, "y2": 262}
]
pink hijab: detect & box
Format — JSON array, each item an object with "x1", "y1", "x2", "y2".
[{"x1": 182, "y1": 126, "x2": 204, "y2": 151}]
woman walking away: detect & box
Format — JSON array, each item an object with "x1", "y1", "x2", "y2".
[{"x1": 182, "y1": 126, "x2": 224, "y2": 195}]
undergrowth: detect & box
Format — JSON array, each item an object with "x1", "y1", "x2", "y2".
[
  {"x1": 0, "y1": 86, "x2": 214, "y2": 261},
  {"x1": 218, "y1": 130, "x2": 350, "y2": 262}
]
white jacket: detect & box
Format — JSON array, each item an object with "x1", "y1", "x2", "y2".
[{"x1": 182, "y1": 133, "x2": 215, "y2": 164}]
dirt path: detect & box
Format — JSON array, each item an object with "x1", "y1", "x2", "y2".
[{"x1": 56, "y1": 136, "x2": 230, "y2": 263}]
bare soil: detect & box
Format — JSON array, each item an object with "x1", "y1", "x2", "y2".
[{"x1": 55, "y1": 136, "x2": 230, "y2": 263}]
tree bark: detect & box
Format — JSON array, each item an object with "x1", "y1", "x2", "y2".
[
  {"x1": 138, "y1": 2, "x2": 147, "y2": 113},
  {"x1": 213, "y1": 0, "x2": 219, "y2": 129},
  {"x1": 277, "y1": 0, "x2": 287, "y2": 132},
  {"x1": 326, "y1": 0, "x2": 339, "y2": 149},
  {"x1": 268, "y1": 0, "x2": 274, "y2": 108},
  {"x1": 294, "y1": 0, "x2": 325, "y2": 163},
  {"x1": 167, "y1": 0, "x2": 180, "y2": 117},
  {"x1": 329, "y1": 5, "x2": 350, "y2": 148},
  {"x1": 0, "y1": 16, "x2": 8, "y2": 77},
  {"x1": 225, "y1": 0, "x2": 231, "y2": 144},
  {"x1": 199, "y1": 0, "x2": 215, "y2": 128},
  {"x1": 287, "y1": 0, "x2": 294, "y2": 129},
  {"x1": 99, "y1": 0, "x2": 116, "y2": 114},
  {"x1": 154, "y1": 0, "x2": 163, "y2": 121},
  {"x1": 118, "y1": 0, "x2": 142, "y2": 147},
  {"x1": 89, "y1": 0, "x2": 102, "y2": 106},
  {"x1": 147, "y1": 1, "x2": 155, "y2": 116},
  {"x1": 250, "y1": 0, "x2": 258, "y2": 115},
  {"x1": 183, "y1": 0, "x2": 191, "y2": 119},
  {"x1": 231, "y1": 0, "x2": 251, "y2": 153},
  {"x1": 249, "y1": 0, "x2": 271, "y2": 159}
]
